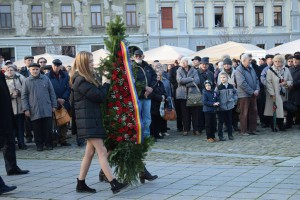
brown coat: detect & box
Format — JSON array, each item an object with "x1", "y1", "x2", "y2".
[{"x1": 264, "y1": 66, "x2": 293, "y2": 118}]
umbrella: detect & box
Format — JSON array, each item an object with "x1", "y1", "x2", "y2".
[
  {"x1": 14, "y1": 53, "x2": 74, "y2": 69},
  {"x1": 143, "y1": 45, "x2": 195, "y2": 64},
  {"x1": 272, "y1": 101, "x2": 277, "y2": 132},
  {"x1": 190, "y1": 41, "x2": 266, "y2": 63},
  {"x1": 92, "y1": 49, "x2": 110, "y2": 67},
  {"x1": 266, "y1": 39, "x2": 300, "y2": 55}
]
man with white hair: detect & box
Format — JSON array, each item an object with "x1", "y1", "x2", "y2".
[{"x1": 235, "y1": 54, "x2": 260, "y2": 135}]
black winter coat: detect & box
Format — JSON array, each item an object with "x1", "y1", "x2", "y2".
[
  {"x1": 289, "y1": 66, "x2": 300, "y2": 105},
  {"x1": 169, "y1": 65, "x2": 180, "y2": 98},
  {"x1": 19, "y1": 67, "x2": 30, "y2": 78},
  {"x1": 197, "y1": 68, "x2": 215, "y2": 92},
  {"x1": 72, "y1": 73, "x2": 110, "y2": 139},
  {"x1": 151, "y1": 81, "x2": 167, "y2": 116},
  {"x1": 0, "y1": 72, "x2": 15, "y2": 148}
]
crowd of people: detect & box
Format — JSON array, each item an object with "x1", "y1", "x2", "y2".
[{"x1": 1, "y1": 49, "x2": 300, "y2": 195}]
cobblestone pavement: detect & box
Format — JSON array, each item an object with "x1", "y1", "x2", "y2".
[{"x1": 1, "y1": 121, "x2": 300, "y2": 199}]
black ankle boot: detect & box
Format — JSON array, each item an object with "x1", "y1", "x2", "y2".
[
  {"x1": 110, "y1": 179, "x2": 128, "y2": 194},
  {"x1": 278, "y1": 118, "x2": 286, "y2": 131},
  {"x1": 99, "y1": 169, "x2": 109, "y2": 183},
  {"x1": 76, "y1": 178, "x2": 96, "y2": 193},
  {"x1": 0, "y1": 176, "x2": 17, "y2": 195},
  {"x1": 139, "y1": 167, "x2": 158, "y2": 184}
]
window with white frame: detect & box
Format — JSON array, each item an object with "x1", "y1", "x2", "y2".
[
  {"x1": 235, "y1": 6, "x2": 244, "y2": 27},
  {"x1": 194, "y1": 7, "x2": 204, "y2": 28},
  {"x1": 0, "y1": 5, "x2": 12, "y2": 28},
  {"x1": 273, "y1": 6, "x2": 282, "y2": 26},
  {"x1": 91, "y1": 5, "x2": 102, "y2": 27},
  {"x1": 255, "y1": 6, "x2": 264, "y2": 26}
]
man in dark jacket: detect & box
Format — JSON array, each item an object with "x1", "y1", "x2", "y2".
[
  {"x1": 197, "y1": 57, "x2": 214, "y2": 133},
  {"x1": 169, "y1": 57, "x2": 183, "y2": 131},
  {"x1": 132, "y1": 49, "x2": 158, "y2": 181},
  {"x1": 19, "y1": 55, "x2": 34, "y2": 143},
  {"x1": 46, "y1": 59, "x2": 71, "y2": 146},
  {"x1": 288, "y1": 52, "x2": 300, "y2": 128},
  {"x1": 0, "y1": 72, "x2": 29, "y2": 177}
]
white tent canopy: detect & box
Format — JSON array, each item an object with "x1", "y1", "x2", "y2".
[
  {"x1": 14, "y1": 53, "x2": 74, "y2": 68},
  {"x1": 143, "y1": 45, "x2": 195, "y2": 64},
  {"x1": 190, "y1": 41, "x2": 266, "y2": 63},
  {"x1": 266, "y1": 39, "x2": 300, "y2": 55},
  {"x1": 92, "y1": 49, "x2": 110, "y2": 67}
]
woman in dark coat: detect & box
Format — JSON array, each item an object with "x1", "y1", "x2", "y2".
[{"x1": 70, "y1": 51, "x2": 128, "y2": 194}]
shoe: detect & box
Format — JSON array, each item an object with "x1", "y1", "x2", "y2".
[
  {"x1": 18, "y1": 144, "x2": 27, "y2": 150},
  {"x1": 193, "y1": 131, "x2": 201, "y2": 135},
  {"x1": 162, "y1": 132, "x2": 170, "y2": 136},
  {"x1": 45, "y1": 146, "x2": 53, "y2": 150},
  {"x1": 99, "y1": 169, "x2": 109, "y2": 183},
  {"x1": 167, "y1": 127, "x2": 171, "y2": 130},
  {"x1": 285, "y1": 124, "x2": 292, "y2": 129},
  {"x1": 156, "y1": 135, "x2": 164, "y2": 139},
  {"x1": 219, "y1": 137, "x2": 226, "y2": 141},
  {"x1": 110, "y1": 179, "x2": 128, "y2": 194},
  {"x1": 139, "y1": 167, "x2": 158, "y2": 184},
  {"x1": 60, "y1": 142, "x2": 71, "y2": 146},
  {"x1": 207, "y1": 138, "x2": 215, "y2": 143},
  {"x1": 241, "y1": 132, "x2": 249, "y2": 136},
  {"x1": 76, "y1": 178, "x2": 96, "y2": 193},
  {"x1": 248, "y1": 132, "x2": 257, "y2": 135},
  {"x1": 271, "y1": 127, "x2": 278, "y2": 132},
  {"x1": 7, "y1": 167, "x2": 29, "y2": 176},
  {"x1": 213, "y1": 138, "x2": 219, "y2": 142},
  {"x1": 26, "y1": 137, "x2": 33, "y2": 143},
  {"x1": 177, "y1": 129, "x2": 183, "y2": 132},
  {"x1": 183, "y1": 132, "x2": 188, "y2": 136},
  {"x1": 0, "y1": 184, "x2": 17, "y2": 194},
  {"x1": 228, "y1": 136, "x2": 234, "y2": 140},
  {"x1": 37, "y1": 146, "x2": 43, "y2": 151},
  {"x1": 279, "y1": 127, "x2": 286, "y2": 131},
  {"x1": 262, "y1": 124, "x2": 269, "y2": 128}
]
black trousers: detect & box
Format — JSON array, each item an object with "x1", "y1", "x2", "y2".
[
  {"x1": 179, "y1": 100, "x2": 198, "y2": 132},
  {"x1": 205, "y1": 112, "x2": 216, "y2": 139},
  {"x1": 232, "y1": 105, "x2": 239, "y2": 128},
  {"x1": 161, "y1": 119, "x2": 167, "y2": 133},
  {"x1": 218, "y1": 110, "x2": 233, "y2": 138},
  {"x1": 198, "y1": 106, "x2": 205, "y2": 131},
  {"x1": 174, "y1": 99, "x2": 183, "y2": 130},
  {"x1": 24, "y1": 116, "x2": 33, "y2": 139},
  {"x1": 150, "y1": 114, "x2": 164, "y2": 138},
  {"x1": 257, "y1": 96, "x2": 268, "y2": 125},
  {"x1": 1, "y1": 130, "x2": 17, "y2": 173},
  {"x1": 32, "y1": 117, "x2": 53, "y2": 147}
]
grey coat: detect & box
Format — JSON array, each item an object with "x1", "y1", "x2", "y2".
[
  {"x1": 235, "y1": 64, "x2": 260, "y2": 98},
  {"x1": 21, "y1": 74, "x2": 57, "y2": 121},
  {"x1": 215, "y1": 83, "x2": 238, "y2": 111},
  {"x1": 176, "y1": 66, "x2": 200, "y2": 100}
]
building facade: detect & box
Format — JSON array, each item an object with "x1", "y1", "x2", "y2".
[{"x1": 0, "y1": 0, "x2": 299, "y2": 62}]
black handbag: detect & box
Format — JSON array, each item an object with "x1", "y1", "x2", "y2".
[
  {"x1": 186, "y1": 82, "x2": 202, "y2": 107},
  {"x1": 283, "y1": 91, "x2": 297, "y2": 113}
]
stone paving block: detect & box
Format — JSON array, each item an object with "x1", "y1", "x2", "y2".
[
  {"x1": 281, "y1": 178, "x2": 300, "y2": 184},
  {"x1": 274, "y1": 183, "x2": 300, "y2": 189},
  {"x1": 267, "y1": 188, "x2": 298, "y2": 195},
  {"x1": 188, "y1": 184, "x2": 217, "y2": 191},
  {"x1": 167, "y1": 195, "x2": 199, "y2": 200},
  {"x1": 258, "y1": 193, "x2": 291, "y2": 200},
  {"x1": 138, "y1": 193, "x2": 173, "y2": 200},
  {"x1": 288, "y1": 194, "x2": 300, "y2": 200},
  {"x1": 178, "y1": 189, "x2": 208, "y2": 196},
  {"x1": 230, "y1": 192, "x2": 263, "y2": 199},
  {"x1": 198, "y1": 180, "x2": 228, "y2": 186},
  {"x1": 214, "y1": 185, "x2": 243, "y2": 192},
  {"x1": 202, "y1": 190, "x2": 236, "y2": 198},
  {"x1": 196, "y1": 197, "x2": 225, "y2": 200},
  {"x1": 154, "y1": 188, "x2": 182, "y2": 195},
  {"x1": 239, "y1": 186, "x2": 270, "y2": 193},
  {"x1": 224, "y1": 181, "x2": 252, "y2": 187}
]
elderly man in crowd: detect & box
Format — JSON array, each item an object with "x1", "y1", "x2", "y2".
[{"x1": 235, "y1": 53, "x2": 260, "y2": 135}]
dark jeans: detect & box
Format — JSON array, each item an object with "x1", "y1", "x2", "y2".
[
  {"x1": 24, "y1": 116, "x2": 33, "y2": 139},
  {"x1": 174, "y1": 99, "x2": 183, "y2": 130},
  {"x1": 32, "y1": 117, "x2": 53, "y2": 147},
  {"x1": 218, "y1": 110, "x2": 233, "y2": 138},
  {"x1": 13, "y1": 114, "x2": 25, "y2": 145},
  {"x1": 150, "y1": 114, "x2": 164, "y2": 138},
  {"x1": 198, "y1": 106, "x2": 205, "y2": 132},
  {"x1": 179, "y1": 99, "x2": 199, "y2": 132},
  {"x1": 232, "y1": 105, "x2": 239, "y2": 128},
  {"x1": 204, "y1": 112, "x2": 216, "y2": 139},
  {"x1": 239, "y1": 96, "x2": 257, "y2": 133}
]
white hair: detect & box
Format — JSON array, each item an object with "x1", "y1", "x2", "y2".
[
  {"x1": 180, "y1": 57, "x2": 192, "y2": 66},
  {"x1": 241, "y1": 53, "x2": 251, "y2": 62}
]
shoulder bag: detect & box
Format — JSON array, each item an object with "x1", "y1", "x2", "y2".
[
  {"x1": 163, "y1": 97, "x2": 177, "y2": 121},
  {"x1": 54, "y1": 106, "x2": 71, "y2": 126},
  {"x1": 186, "y1": 82, "x2": 202, "y2": 107}
]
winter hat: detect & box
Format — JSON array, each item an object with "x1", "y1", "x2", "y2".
[
  {"x1": 223, "y1": 58, "x2": 232, "y2": 65},
  {"x1": 204, "y1": 80, "x2": 212, "y2": 86}
]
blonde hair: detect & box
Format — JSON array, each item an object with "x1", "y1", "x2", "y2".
[{"x1": 70, "y1": 51, "x2": 99, "y2": 87}]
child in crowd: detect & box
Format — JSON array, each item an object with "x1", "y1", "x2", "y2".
[
  {"x1": 202, "y1": 80, "x2": 219, "y2": 143},
  {"x1": 215, "y1": 72, "x2": 238, "y2": 141}
]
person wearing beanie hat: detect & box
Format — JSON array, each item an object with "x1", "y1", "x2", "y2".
[
  {"x1": 22, "y1": 61, "x2": 57, "y2": 151},
  {"x1": 202, "y1": 79, "x2": 219, "y2": 142}
]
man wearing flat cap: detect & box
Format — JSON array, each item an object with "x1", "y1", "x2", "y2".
[
  {"x1": 192, "y1": 56, "x2": 201, "y2": 70},
  {"x1": 19, "y1": 55, "x2": 35, "y2": 143},
  {"x1": 21, "y1": 63, "x2": 57, "y2": 151},
  {"x1": 288, "y1": 52, "x2": 300, "y2": 128},
  {"x1": 46, "y1": 59, "x2": 71, "y2": 146}
]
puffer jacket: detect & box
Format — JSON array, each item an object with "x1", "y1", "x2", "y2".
[
  {"x1": 202, "y1": 89, "x2": 217, "y2": 113},
  {"x1": 72, "y1": 73, "x2": 110, "y2": 139},
  {"x1": 176, "y1": 66, "x2": 200, "y2": 100},
  {"x1": 215, "y1": 83, "x2": 238, "y2": 111},
  {"x1": 5, "y1": 73, "x2": 26, "y2": 115}
]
